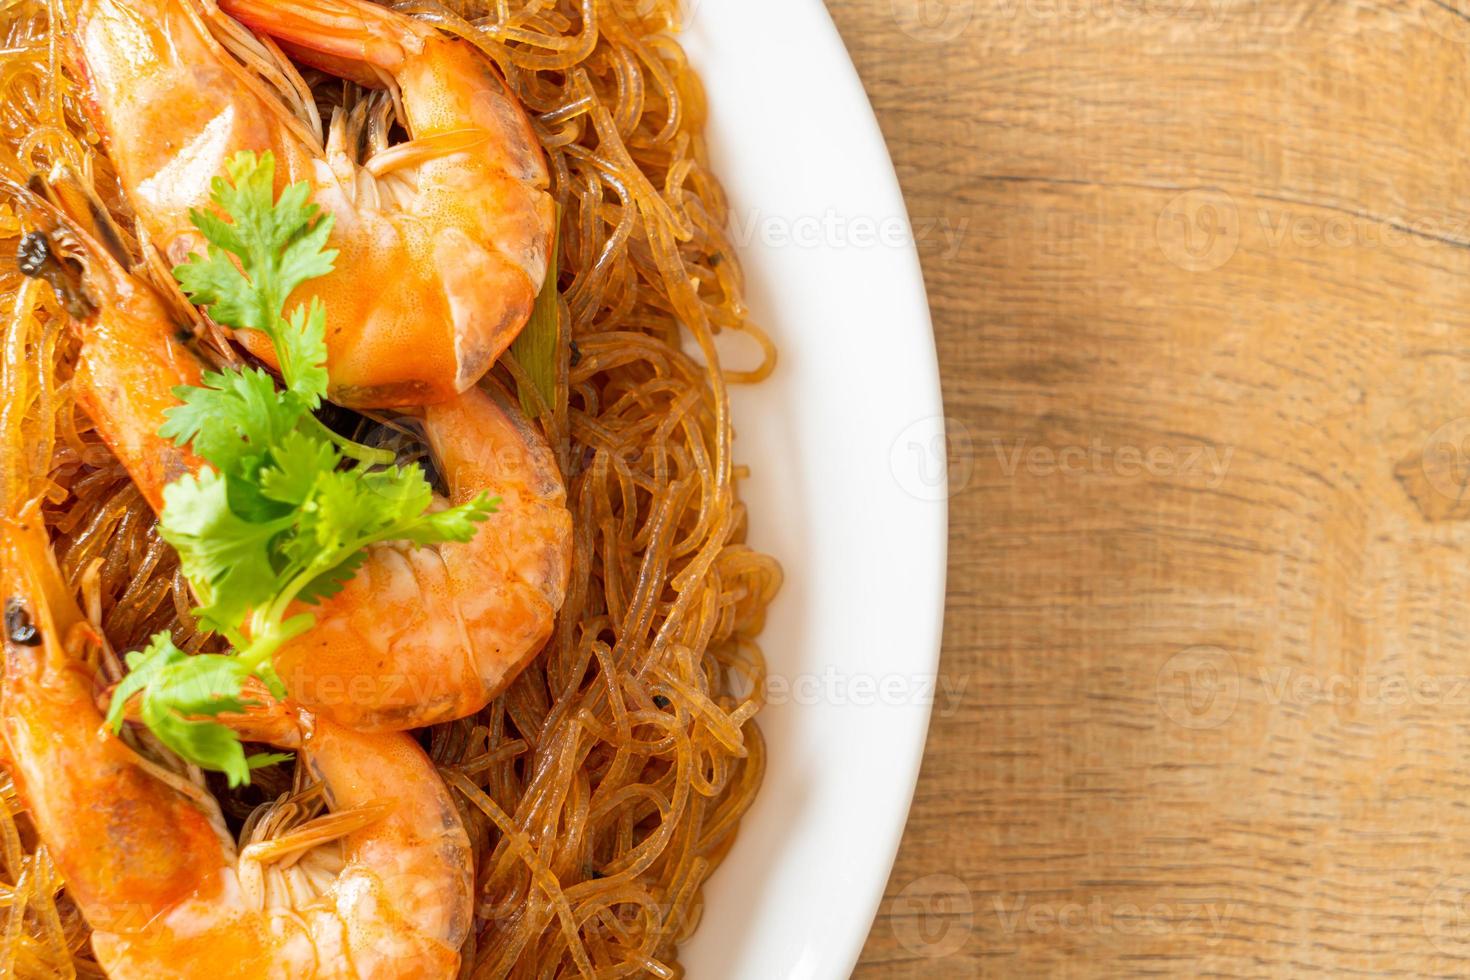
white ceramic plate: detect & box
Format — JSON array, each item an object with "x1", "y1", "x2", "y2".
[{"x1": 676, "y1": 3, "x2": 948, "y2": 977}]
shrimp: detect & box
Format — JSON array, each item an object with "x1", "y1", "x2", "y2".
[
  {"x1": 0, "y1": 505, "x2": 473, "y2": 978},
  {"x1": 275, "y1": 382, "x2": 574, "y2": 732},
  {"x1": 68, "y1": 0, "x2": 555, "y2": 407},
  {"x1": 21, "y1": 193, "x2": 572, "y2": 732}
]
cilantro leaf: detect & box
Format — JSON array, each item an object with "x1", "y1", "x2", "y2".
[
  {"x1": 160, "y1": 368, "x2": 305, "y2": 477},
  {"x1": 259, "y1": 429, "x2": 337, "y2": 506},
  {"x1": 159, "y1": 467, "x2": 291, "y2": 632},
  {"x1": 141, "y1": 702, "x2": 251, "y2": 787},
  {"x1": 104, "y1": 633, "x2": 182, "y2": 734},
  {"x1": 294, "y1": 547, "x2": 370, "y2": 607},
  {"x1": 106, "y1": 633, "x2": 264, "y2": 787},
  {"x1": 173, "y1": 150, "x2": 337, "y2": 405},
  {"x1": 280, "y1": 298, "x2": 330, "y2": 403},
  {"x1": 312, "y1": 468, "x2": 403, "y2": 550},
  {"x1": 399, "y1": 494, "x2": 500, "y2": 546}
]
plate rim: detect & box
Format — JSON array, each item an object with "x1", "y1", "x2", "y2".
[{"x1": 677, "y1": 2, "x2": 949, "y2": 977}]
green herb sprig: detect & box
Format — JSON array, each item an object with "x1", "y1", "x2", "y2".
[
  {"x1": 510, "y1": 204, "x2": 561, "y2": 418},
  {"x1": 105, "y1": 151, "x2": 497, "y2": 785}
]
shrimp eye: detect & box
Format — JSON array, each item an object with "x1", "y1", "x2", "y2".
[
  {"x1": 14, "y1": 231, "x2": 95, "y2": 320},
  {"x1": 16, "y1": 230, "x2": 51, "y2": 279},
  {"x1": 4, "y1": 597, "x2": 40, "y2": 647}
]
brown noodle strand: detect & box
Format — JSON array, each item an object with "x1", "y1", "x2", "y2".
[{"x1": 0, "y1": 0, "x2": 783, "y2": 974}]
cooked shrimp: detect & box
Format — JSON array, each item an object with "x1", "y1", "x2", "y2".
[
  {"x1": 22, "y1": 199, "x2": 573, "y2": 732},
  {"x1": 0, "y1": 505, "x2": 473, "y2": 978},
  {"x1": 69, "y1": 0, "x2": 554, "y2": 407},
  {"x1": 275, "y1": 382, "x2": 574, "y2": 732}
]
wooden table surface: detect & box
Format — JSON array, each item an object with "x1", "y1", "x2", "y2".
[{"x1": 828, "y1": 0, "x2": 1470, "y2": 974}]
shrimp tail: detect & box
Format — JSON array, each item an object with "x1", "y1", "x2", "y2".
[{"x1": 219, "y1": 0, "x2": 427, "y2": 71}]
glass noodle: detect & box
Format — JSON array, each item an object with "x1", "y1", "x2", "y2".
[{"x1": 0, "y1": 0, "x2": 781, "y2": 975}]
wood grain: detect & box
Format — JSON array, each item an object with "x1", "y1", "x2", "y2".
[{"x1": 830, "y1": 0, "x2": 1470, "y2": 974}]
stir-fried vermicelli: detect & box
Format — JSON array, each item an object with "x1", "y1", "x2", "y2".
[{"x1": 0, "y1": 0, "x2": 781, "y2": 974}]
